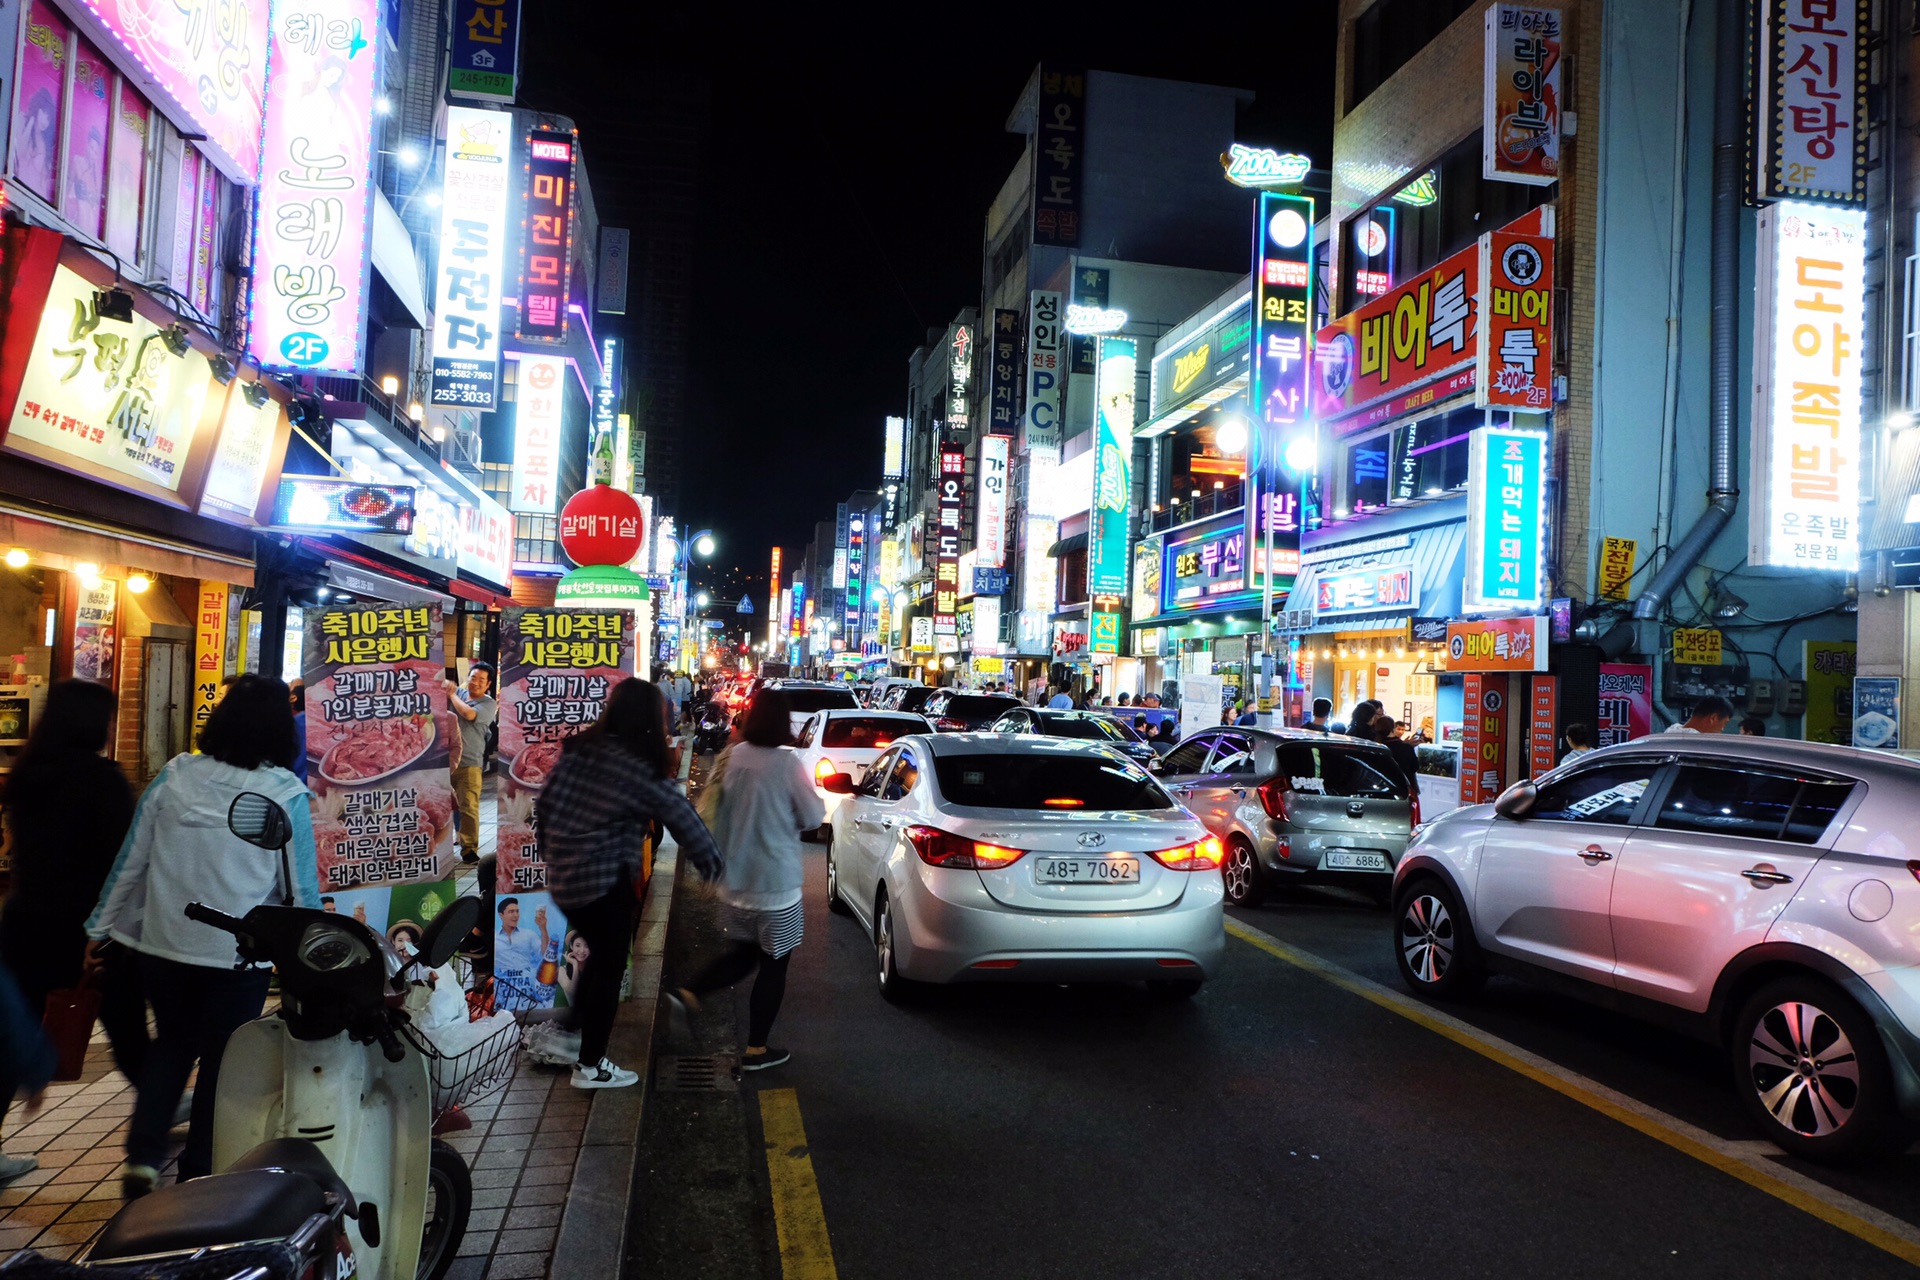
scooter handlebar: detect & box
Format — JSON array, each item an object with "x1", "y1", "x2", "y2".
[
  {"x1": 184, "y1": 902, "x2": 247, "y2": 934},
  {"x1": 376, "y1": 1022, "x2": 407, "y2": 1064}
]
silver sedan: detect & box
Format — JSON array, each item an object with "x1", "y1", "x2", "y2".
[{"x1": 820, "y1": 734, "x2": 1227, "y2": 999}]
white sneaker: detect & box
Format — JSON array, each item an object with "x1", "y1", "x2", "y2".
[
  {"x1": 570, "y1": 1058, "x2": 638, "y2": 1090},
  {"x1": 0, "y1": 1150, "x2": 37, "y2": 1182}
]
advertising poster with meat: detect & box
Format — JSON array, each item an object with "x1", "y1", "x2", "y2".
[
  {"x1": 494, "y1": 608, "x2": 631, "y2": 1011},
  {"x1": 302, "y1": 605, "x2": 458, "y2": 919}
]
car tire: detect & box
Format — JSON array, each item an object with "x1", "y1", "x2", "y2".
[
  {"x1": 874, "y1": 890, "x2": 916, "y2": 1004},
  {"x1": 1729, "y1": 977, "x2": 1908, "y2": 1164},
  {"x1": 824, "y1": 840, "x2": 851, "y2": 915},
  {"x1": 1221, "y1": 837, "x2": 1267, "y2": 908},
  {"x1": 1393, "y1": 876, "x2": 1485, "y2": 999},
  {"x1": 1146, "y1": 979, "x2": 1203, "y2": 1000}
]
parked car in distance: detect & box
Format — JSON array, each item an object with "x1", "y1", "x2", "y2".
[
  {"x1": 879, "y1": 684, "x2": 936, "y2": 716},
  {"x1": 1392, "y1": 734, "x2": 1920, "y2": 1163},
  {"x1": 1157, "y1": 727, "x2": 1417, "y2": 907},
  {"x1": 988, "y1": 707, "x2": 1157, "y2": 767},
  {"x1": 866, "y1": 676, "x2": 925, "y2": 709},
  {"x1": 763, "y1": 680, "x2": 860, "y2": 739},
  {"x1": 923, "y1": 690, "x2": 1022, "y2": 732},
  {"x1": 794, "y1": 709, "x2": 934, "y2": 838}
]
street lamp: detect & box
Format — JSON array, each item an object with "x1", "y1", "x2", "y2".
[{"x1": 676, "y1": 529, "x2": 715, "y2": 673}]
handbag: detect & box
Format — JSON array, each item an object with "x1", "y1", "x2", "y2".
[{"x1": 42, "y1": 969, "x2": 103, "y2": 1082}]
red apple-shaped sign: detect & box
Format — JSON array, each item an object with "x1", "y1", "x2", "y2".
[{"x1": 559, "y1": 484, "x2": 645, "y2": 567}]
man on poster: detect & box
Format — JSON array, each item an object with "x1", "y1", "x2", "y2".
[
  {"x1": 495, "y1": 896, "x2": 555, "y2": 1010},
  {"x1": 447, "y1": 663, "x2": 498, "y2": 863}
]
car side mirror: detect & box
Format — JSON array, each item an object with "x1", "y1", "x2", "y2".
[
  {"x1": 1492, "y1": 781, "x2": 1538, "y2": 820},
  {"x1": 419, "y1": 895, "x2": 484, "y2": 969},
  {"x1": 820, "y1": 772, "x2": 856, "y2": 794}
]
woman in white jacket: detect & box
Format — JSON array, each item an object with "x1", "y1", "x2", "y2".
[{"x1": 87, "y1": 675, "x2": 319, "y2": 1195}]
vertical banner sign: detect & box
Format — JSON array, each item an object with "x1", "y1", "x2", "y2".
[
  {"x1": 844, "y1": 516, "x2": 866, "y2": 635},
  {"x1": 977, "y1": 433, "x2": 1010, "y2": 568},
  {"x1": 518, "y1": 129, "x2": 576, "y2": 341},
  {"x1": 882, "y1": 416, "x2": 906, "y2": 480},
  {"x1": 1596, "y1": 663, "x2": 1653, "y2": 746},
  {"x1": 1091, "y1": 610, "x2": 1120, "y2": 655},
  {"x1": 248, "y1": 0, "x2": 380, "y2": 373},
  {"x1": 448, "y1": 0, "x2": 521, "y2": 103},
  {"x1": 768, "y1": 547, "x2": 783, "y2": 650},
  {"x1": 302, "y1": 605, "x2": 455, "y2": 915},
  {"x1": 1088, "y1": 337, "x2": 1136, "y2": 595},
  {"x1": 493, "y1": 608, "x2": 630, "y2": 1011},
  {"x1": 947, "y1": 325, "x2": 974, "y2": 431},
  {"x1": 1751, "y1": 202, "x2": 1863, "y2": 571},
  {"x1": 1023, "y1": 291, "x2": 1065, "y2": 454},
  {"x1": 510, "y1": 353, "x2": 566, "y2": 513},
  {"x1": 1477, "y1": 229, "x2": 1555, "y2": 410},
  {"x1": 191, "y1": 581, "x2": 229, "y2": 744},
  {"x1": 1249, "y1": 191, "x2": 1314, "y2": 589},
  {"x1": 988, "y1": 309, "x2": 1022, "y2": 435},
  {"x1": 71, "y1": 582, "x2": 116, "y2": 682},
  {"x1": 1031, "y1": 66, "x2": 1085, "y2": 247},
  {"x1": 1802, "y1": 639, "x2": 1857, "y2": 744},
  {"x1": 935, "y1": 449, "x2": 965, "y2": 638},
  {"x1": 1598, "y1": 536, "x2": 1638, "y2": 600},
  {"x1": 1483, "y1": 5, "x2": 1563, "y2": 185},
  {"x1": 1459, "y1": 673, "x2": 1510, "y2": 804},
  {"x1": 597, "y1": 227, "x2": 630, "y2": 315},
  {"x1": 595, "y1": 335, "x2": 620, "y2": 445},
  {"x1": 1755, "y1": 0, "x2": 1869, "y2": 204},
  {"x1": 431, "y1": 106, "x2": 513, "y2": 408},
  {"x1": 973, "y1": 596, "x2": 1002, "y2": 656},
  {"x1": 1464, "y1": 426, "x2": 1547, "y2": 611},
  {"x1": 1528, "y1": 675, "x2": 1558, "y2": 778},
  {"x1": 1851, "y1": 676, "x2": 1900, "y2": 750}
]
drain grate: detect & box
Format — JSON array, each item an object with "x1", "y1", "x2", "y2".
[{"x1": 655, "y1": 1055, "x2": 736, "y2": 1092}]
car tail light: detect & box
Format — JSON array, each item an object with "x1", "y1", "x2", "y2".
[
  {"x1": 814, "y1": 758, "x2": 837, "y2": 781},
  {"x1": 970, "y1": 959, "x2": 1020, "y2": 969},
  {"x1": 1148, "y1": 835, "x2": 1224, "y2": 871},
  {"x1": 1257, "y1": 778, "x2": 1291, "y2": 821},
  {"x1": 904, "y1": 825, "x2": 1027, "y2": 869},
  {"x1": 1409, "y1": 787, "x2": 1422, "y2": 828},
  {"x1": 934, "y1": 717, "x2": 967, "y2": 732},
  {"x1": 1909, "y1": 860, "x2": 1920, "y2": 885},
  {"x1": 1155, "y1": 958, "x2": 1198, "y2": 967}
]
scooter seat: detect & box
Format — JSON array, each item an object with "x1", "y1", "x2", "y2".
[
  {"x1": 227, "y1": 1137, "x2": 357, "y2": 1207},
  {"x1": 89, "y1": 1169, "x2": 325, "y2": 1260}
]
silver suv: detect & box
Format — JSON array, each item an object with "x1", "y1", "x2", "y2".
[
  {"x1": 1158, "y1": 728, "x2": 1416, "y2": 907},
  {"x1": 1393, "y1": 734, "x2": 1920, "y2": 1162}
]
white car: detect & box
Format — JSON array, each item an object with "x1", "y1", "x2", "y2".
[
  {"x1": 794, "y1": 709, "x2": 932, "y2": 833},
  {"x1": 821, "y1": 734, "x2": 1227, "y2": 998}
]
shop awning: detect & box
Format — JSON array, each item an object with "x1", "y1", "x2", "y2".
[
  {"x1": 0, "y1": 505, "x2": 255, "y2": 585},
  {"x1": 324, "y1": 559, "x2": 455, "y2": 608},
  {"x1": 451, "y1": 578, "x2": 515, "y2": 608},
  {"x1": 1047, "y1": 531, "x2": 1088, "y2": 558},
  {"x1": 1280, "y1": 517, "x2": 1466, "y2": 634}
]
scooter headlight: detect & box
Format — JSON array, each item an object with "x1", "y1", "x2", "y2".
[{"x1": 298, "y1": 921, "x2": 372, "y2": 972}]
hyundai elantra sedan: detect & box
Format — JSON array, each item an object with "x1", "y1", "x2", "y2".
[{"x1": 820, "y1": 734, "x2": 1226, "y2": 999}]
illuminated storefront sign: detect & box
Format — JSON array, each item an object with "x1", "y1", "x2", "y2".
[
  {"x1": 247, "y1": 0, "x2": 379, "y2": 373},
  {"x1": 1222, "y1": 145, "x2": 1312, "y2": 189},
  {"x1": 1064, "y1": 304, "x2": 1127, "y2": 335},
  {"x1": 768, "y1": 547, "x2": 784, "y2": 649},
  {"x1": 974, "y1": 596, "x2": 1002, "y2": 656},
  {"x1": 1149, "y1": 304, "x2": 1252, "y2": 419},
  {"x1": 1316, "y1": 241, "x2": 1477, "y2": 425},
  {"x1": 200, "y1": 382, "x2": 284, "y2": 523},
  {"x1": 935, "y1": 448, "x2": 964, "y2": 635},
  {"x1": 1132, "y1": 537, "x2": 1161, "y2": 621},
  {"x1": 595, "y1": 335, "x2": 619, "y2": 441},
  {"x1": 846, "y1": 517, "x2": 865, "y2": 632},
  {"x1": 510, "y1": 353, "x2": 565, "y2": 513},
  {"x1": 1464, "y1": 425, "x2": 1547, "y2": 611},
  {"x1": 1483, "y1": 5, "x2": 1563, "y2": 186},
  {"x1": 1353, "y1": 207, "x2": 1396, "y2": 299},
  {"x1": 1091, "y1": 610, "x2": 1119, "y2": 654},
  {"x1": 448, "y1": 0, "x2": 521, "y2": 102},
  {"x1": 1248, "y1": 190, "x2": 1314, "y2": 585},
  {"x1": 883, "y1": 415, "x2": 905, "y2": 479},
  {"x1": 1751, "y1": 201, "x2": 1863, "y2": 571},
  {"x1": 518, "y1": 128, "x2": 576, "y2": 341},
  {"x1": 1447, "y1": 617, "x2": 1548, "y2": 673},
  {"x1": 459, "y1": 491, "x2": 514, "y2": 586},
  {"x1": 1024, "y1": 290, "x2": 1064, "y2": 453},
  {"x1": 1031, "y1": 66, "x2": 1084, "y2": 247},
  {"x1": 272, "y1": 477, "x2": 416, "y2": 533},
  {"x1": 1088, "y1": 337, "x2": 1136, "y2": 596},
  {"x1": 976, "y1": 434, "x2": 1009, "y2": 568},
  {"x1": 987, "y1": 309, "x2": 1021, "y2": 435},
  {"x1": 1477, "y1": 227, "x2": 1554, "y2": 411},
  {"x1": 1315, "y1": 564, "x2": 1417, "y2": 618},
  {"x1": 1755, "y1": 0, "x2": 1867, "y2": 205},
  {"x1": 947, "y1": 325, "x2": 973, "y2": 430},
  {"x1": 1163, "y1": 520, "x2": 1247, "y2": 611},
  {"x1": 431, "y1": 106, "x2": 514, "y2": 409}
]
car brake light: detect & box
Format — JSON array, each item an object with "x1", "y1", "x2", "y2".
[
  {"x1": 904, "y1": 825, "x2": 1027, "y2": 869},
  {"x1": 1409, "y1": 787, "x2": 1422, "y2": 828},
  {"x1": 1257, "y1": 778, "x2": 1291, "y2": 821},
  {"x1": 934, "y1": 717, "x2": 967, "y2": 732},
  {"x1": 1042, "y1": 797, "x2": 1085, "y2": 807},
  {"x1": 814, "y1": 758, "x2": 836, "y2": 781},
  {"x1": 1909, "y1": 860, "x2": 1920, "y2": 885},
  {"x1": 1148, "y1": 835, "x2": 1224, "y2": 871}
]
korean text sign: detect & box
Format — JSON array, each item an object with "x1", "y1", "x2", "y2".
[
  {"x1": 519, "y1": 129, "x2": 575, "y2": 341},
  {"x1": 82, "y1": 0, "x2": 269, "y2": 180},
  {"x1": 1031, "y1": 66, "x2": 1084, "y2": 247},
  {"x1": 1089, "y1": 337, "x2": 1136, "y2": 596},
  {"x1": 988, "y1": 309, "x2": 1021, "y2": 435},
  {"x1": 493, "y1": 607, "x2": 629, "y2": 1009},
  {"x1": 191, "y1": 582, "x2": 228, "y2": 743},
  {"x1": 1483, "y1": 5, "x2": 1563, "y2": 185},
  {"x1": 13, "y1": 265, "x2": 214, "y2": 495},
  {"x1": 1446, "y1": 617, "x2": 1548, "y2": 673},
  {"x1": 1248, "y1": 192, "x2": 1314, "y2": 579},
  {"x1": 1164, "y1": 519, "x2": 1246, "y2": 611},
  {"x1": 302, "y1": 604, "x2": 455, "y2": 896},
  {"x1": 1598, "y1": 536, "x2": 1637, "y2": 600},
  {"x1": 247, "y1": 0, "x2": 379, "y2": 374},
  {"x1": 1528, "y1": 675, "x2": 1558, "y2": 779},
  {"x1": 1596, "y1": 663, "x2": 1653, "y2": 746},
  {"x1": 1024, "y1": 291, "x2": 1065, "y2": 454},
  {"x1": 976, "y1": 434, "x2": 1010, "y2": 568},
  {"x1": 1851, "y1": 676, "x2": 1900, "y2": 750},
  {"x1": 449, "y1": 0, "x2": 521, "y2": 102},
  {"x1": 1756, "y1": 0, "x2": 1869, "y2": 205},
  {"x1": 947, "y1": 325, "x2": 973, "y2": 431},
  {"x1": 1459, "y1": 674, "x2": 1509, "y2": 805},
  {"x1": 1464, "y1": 426, "x2": 1546, "y2": 611},
  {"x1": 1750, "y1": 202, "x2": 1862, "y2": 571},
  {"x1": 1477, "y1": 230, "x2": 1554, "y2": 411},
  {"x1": 1315, "y1": 242, "x2": 1478, "y2": 426},
  {"x1": 200, "y1": 382, "x2": 283, "y2": 524},
  {"x1": 511, "y1": 353, "x2": 566, "y2": 513},
  {"x1": 431, "y1": 107, "x2": 514, "y2": 409},
  {"x1": 935, "y1": 449, "x2": 964, "y2": 635}
]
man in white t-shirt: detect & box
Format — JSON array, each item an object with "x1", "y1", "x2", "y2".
[{"x1": 1664, "y1": 695, "x2": 1734, "y2": 735}]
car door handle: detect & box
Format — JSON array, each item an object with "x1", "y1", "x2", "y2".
[
  {"x1": 1742, "y1": 867, "x2": 1794, "y2": 885},
  {"x1": 879, "y1": 816, "x2": 898, "y2": 829},
  {"x1": 1577, "y1": 845, "x2": 1613, "y2": 861},
  {"x1": 1232, "y1": 788, "x2": 1247, "y2": 799}
]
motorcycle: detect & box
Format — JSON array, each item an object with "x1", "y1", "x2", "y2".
[
  {"x1": 1, "y1": 792, "x2": 501, "y2": 1280},
  {"x1": 692, "y1": 698, "x2": 734, "y2": 755}
]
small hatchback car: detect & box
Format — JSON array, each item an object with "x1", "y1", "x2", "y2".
[{"x1": 1393, "y1": 734, "x2": 1920, "y2": 1162}]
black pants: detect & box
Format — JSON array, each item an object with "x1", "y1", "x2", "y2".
[
  {"x1": 128, "y1": 954, "x2": 269, "y2": 1179},
  {"x1": 563, "y1": 879, "x2": 636, "y2": 1066},
  {"x1": 682, "y1": 943, "x2": 792, "y2": 1049},
  {"x1": 0, "y1": 926, "x2": 149, "y2": 1129}
]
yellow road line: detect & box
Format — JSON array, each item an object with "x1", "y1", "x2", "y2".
[
  {"x1": 1225, "y1": 918, "x2": 1920, "y2": 1268},
  {"x1": 758, "y1": 1087, "x2": 839, "y2": 1280}
]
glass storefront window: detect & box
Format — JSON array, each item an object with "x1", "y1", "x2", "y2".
[
  {"x1": 63, "y1": 38, "x2": 112, "y2": 238},
  {"x1": 1336, "y1": 402, "x2": 1482, "y2": 517},
  {"x1": 12, "y1": 0, "x2": 69, "y2": 205}
]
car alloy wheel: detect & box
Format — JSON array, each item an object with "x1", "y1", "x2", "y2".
[
  {"x1": 1392, "y1": 876, "x2": 1483, "y2": 999},
  {"x1": 1730, "y1": 976, "x2": 1910, "y2": 1163},
  {"x1": 1221, "y1": 839, "x2": 1266, "y2": 907},
  {"x1": 825, "y1": 842, "x2": 850, "y2": 915},
  {"x1": 1400, "y1": 892, "x2": 1455, "y2": 984},
  {"x1": 1746, "y1": 999, "x2": 1861, "y2": 1140}
]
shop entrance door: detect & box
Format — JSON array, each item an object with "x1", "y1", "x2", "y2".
[{"x1": 142, "y1": 638, "x2": 190, "y2": 783}]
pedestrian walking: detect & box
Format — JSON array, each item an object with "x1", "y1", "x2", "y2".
[
  {"x1": 0, "y1": 954, "x2": 56, "y2": 1183},
  {"x1": 288, "y1": 679, "x2": 309, "y2": 784},
  {"x1": 87, "y1": 674, "x2": 319, "y2": 1195},
  {"x1": 447, "y1": 662, "x2": 497, "y2": 864},
  {"x1": 1562, "y1": 723, "x2": 1594, "y2": 760},
  {"x1": 537, "y1": 679, "x2": 721, "y2": 1089},
  {"x1": 669, "y1": 689, "x2": 825, "y2": 1072}
]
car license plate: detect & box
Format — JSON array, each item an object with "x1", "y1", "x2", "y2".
[
  {"x1": 1033, "y1": 856, "x2": 1140, "y2": 884},
  {"x1": 1323, "y1": 849, "x2": 1390, "y2": 872}
]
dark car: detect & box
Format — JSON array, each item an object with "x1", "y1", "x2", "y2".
[
  {"x1": 922, "y1": 690, "x2": 1023, "y2": 732},
  {"x1": 988, "y1": 707, "x2": 1157, "y2": 766},
  {"x1": 881, "y1": 684, "x2": 936, "y2": 715}
]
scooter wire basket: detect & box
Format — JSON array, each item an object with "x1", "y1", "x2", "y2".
[{"x1": 403, "y1": 1016, "x2": 522, "y2": 1121}]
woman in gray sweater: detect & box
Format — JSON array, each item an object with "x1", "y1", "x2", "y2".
[{"x1": 671, "y1": 689, "x2": 825, "y2": 1071}]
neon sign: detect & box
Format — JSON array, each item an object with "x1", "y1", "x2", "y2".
[{"x1": 1221, "y1": 144, "x2": 1312, "y2": 189}]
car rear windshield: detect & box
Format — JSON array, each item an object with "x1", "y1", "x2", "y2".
[
  {"x1": 821, "y1": 718, "x2": 913, "y2": 749},
  {"x1": 782, "y1": 689, "x2": 859, "y2": 714},
  {"x1": 1274, "y1": 743, "x2": 1408, "y2": 799},
  {"x1": 1044, "y1": 717, "x2": 1126, "y2": 742},
  {"x1": 933, "y1": 753, "x2": 1174, "y2": 810},
  {"x1": 937, "y1": 695, "x2": 1020, "y2": 718}
]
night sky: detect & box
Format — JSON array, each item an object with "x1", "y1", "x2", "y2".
[{"x1": 521, "y1": 12, "x2": 1339, "y2": 597}]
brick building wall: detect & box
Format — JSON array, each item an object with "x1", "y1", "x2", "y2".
[{"x1": 115, "y1": 635, "x2": 142, "y2": 785}]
